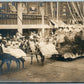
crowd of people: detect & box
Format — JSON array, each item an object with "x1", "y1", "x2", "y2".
[
  {"x1": 0, "y1": 31, "x2": 43, "y2": 56},
  {"x1": 46, "y1": 26, "x2": 84, "y2": 47},
  {"x1": 0, "y1": 25, "x2": 84, "y2": 60}
]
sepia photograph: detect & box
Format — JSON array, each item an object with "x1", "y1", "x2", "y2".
[{"x1": 0, "y1": 1, "x2": 84, "y2": 82}]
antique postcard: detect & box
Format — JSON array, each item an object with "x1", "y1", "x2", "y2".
[{"x1": 0, "y1": 0, "x2": 84, "y2": 82}]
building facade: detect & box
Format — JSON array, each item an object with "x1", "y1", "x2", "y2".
[{"x1": 0, "y1": 2, "x2": 83, "y2": 35}]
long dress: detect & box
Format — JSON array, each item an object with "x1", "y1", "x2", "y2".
[
  {"x1": 38, "y1": 42, "x2": 59, "y2": 58},
  {"x1": 2, "y1": 44, "x2": 26, "y2": 58}
]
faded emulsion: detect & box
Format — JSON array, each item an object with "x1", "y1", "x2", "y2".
[{"x1": 0, "y1": 2, "x2": 84, "y2": 82}]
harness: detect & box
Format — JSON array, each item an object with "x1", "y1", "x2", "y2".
[{"x1": 0, "y1": 45, "x2": 3, "y2": 55}]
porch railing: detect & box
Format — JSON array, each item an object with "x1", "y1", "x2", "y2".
[{"x1": 0, "y1": 13, "x2": 48, "y2": 25}]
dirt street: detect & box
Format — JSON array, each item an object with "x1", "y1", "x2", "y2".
[{"x1": 0, "y1": 56, "x2": 84, "y2": 82}]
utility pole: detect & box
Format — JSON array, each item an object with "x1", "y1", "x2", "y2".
[
  {"x1": 17, "y1": 2, "x2": 22, "y2": 34},
  {"x1": 57, "y1": 1, "x2": 59, "y2": 27},
  {"x1": 51, "y1": 2, "x2": 53, "y2": 19},
  {"x1": 83, "y1": 2, "x2": 84, "y2": 27},
  {"x1": 42, "y1": 7, "x2": 45, "y2": 40},
  {"x1": 82, "y1": 2, "x2": 84, "y2": 40},
  {"x1": 40, "y1": 3, "x2": 45, "y2": 41}
]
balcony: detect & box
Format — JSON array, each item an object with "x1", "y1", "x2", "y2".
[{"x1": 0, "y1": 13, "x2": 48, "y2": 25}]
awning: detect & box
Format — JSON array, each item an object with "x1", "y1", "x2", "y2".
[{"x1": 49, "y1": 19, "x2": 67, "y2": 28}]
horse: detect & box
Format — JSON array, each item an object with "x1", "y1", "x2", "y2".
[
  {"x1": 0, "y1": 43, "x2": 26, "y2": 69},
  {"x1": 35, "y1": 45, "x2": 45, "y2": 65},
  {"x1": 0, "y1": 53, "x2": 25, "y2": 71},
  {"x1": 28, "y1": 40, "x2": 44, "y2": 65},
  {"x1": 30, "y1": 45, "x2": 45, "y2": 65}
]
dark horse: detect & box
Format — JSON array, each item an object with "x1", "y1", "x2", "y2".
[
  {"x1": 0, "y1": 53, "x2": 25, "y2": 71},
  {"x1": 20, "y1": 39, "x2": 44, "y2": 65},
  {"x1": 30, "y1": 44, "x2": 45, "y2": 65}
]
